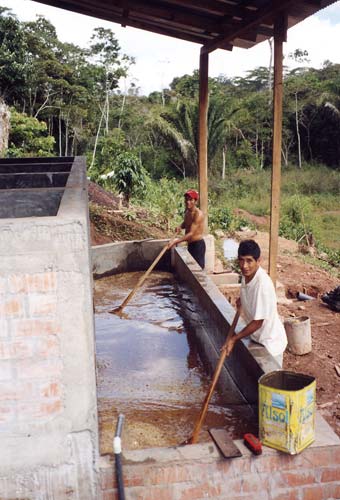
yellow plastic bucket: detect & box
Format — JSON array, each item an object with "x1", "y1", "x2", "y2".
[{"x1": 259, "y1": 370, "x2": 316, "y2": 454}]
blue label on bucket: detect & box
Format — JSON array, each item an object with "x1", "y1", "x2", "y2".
[
  {"x1": 271, "y1": 392, "x2": 286, "y2": 410},
  {"x1": 306, "y1": 388, "x2": 314, "y2": 405}
]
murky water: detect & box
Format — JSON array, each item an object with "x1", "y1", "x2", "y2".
[{"x1": 94, "y1": 271, "x2": 256, "y2": 453}]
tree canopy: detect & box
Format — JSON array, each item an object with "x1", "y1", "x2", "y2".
[{"x1": 0, "y1": 8, "x2": 339, "y2": 176}]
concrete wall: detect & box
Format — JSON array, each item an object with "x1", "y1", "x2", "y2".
[
  {"x1": 92, "y1": 238, "x2": 171, "y2": 277},
  {"x1": 0, "y1": 157, "x2": 98, "y2": 499}
]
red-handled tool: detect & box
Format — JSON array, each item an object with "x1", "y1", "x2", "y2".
[{"x1": 243, "y1": 433, "x2": 262, "y2": 455}]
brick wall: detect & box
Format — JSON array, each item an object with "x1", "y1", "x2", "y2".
[
  {"x1": 99, "y1": 434, "x2": 340, "y2": 500},
  {"x1": 0, "y1": 271, "x2": 62, "y2": 427}
]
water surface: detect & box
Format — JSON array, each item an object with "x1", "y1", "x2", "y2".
[{"x1": 94, "y1": 271, "x2": 255, "y2": 452}]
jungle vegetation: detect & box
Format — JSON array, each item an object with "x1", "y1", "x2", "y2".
[{"x1": 0, "y1": 8, "x2": 339, "y2": 267}]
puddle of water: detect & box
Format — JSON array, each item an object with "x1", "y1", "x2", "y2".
[
  {"x1": 223, "y1": 238, "x2": 239, "y2": 260},
  {"x1": 94, "y1": 271, "x2": 256, "y2": 452}
]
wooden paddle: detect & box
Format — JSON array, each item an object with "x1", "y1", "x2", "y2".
[
  {"x1": 110, "y1": 239, "x2": 174, "y2": 315},
  {"x1": 184, "y1": 310, "x2": 240, "y2": 445}
]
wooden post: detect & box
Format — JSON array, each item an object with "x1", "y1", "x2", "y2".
[
  {"x1": 269, "y1": 17, "x2": 286, "y2": 285},
  {"x1": 198, "y1": 48, "x2": 209, "y2": 234}
]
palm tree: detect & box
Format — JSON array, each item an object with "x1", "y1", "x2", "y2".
[{"x1": 149, "y1": 98, "x2": 233, "y2": 178}]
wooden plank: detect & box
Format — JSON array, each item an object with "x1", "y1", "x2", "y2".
[
  {"x1": 198, "y1": 49, "x2": 209, "y2": 235},
  {"x1": 202, "y1": 0, "x2": 294, "y2": 53},
  {"x1": 209, "y1": 428, "x2": 242, "y2": 459},
  {"x1": 269, "y1": 16, "x2": 286, "y2": 285}
]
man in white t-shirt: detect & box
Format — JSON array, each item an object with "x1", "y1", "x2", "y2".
[{"x1": 222, "y1": 239, "x2": 287, "y2": 367}]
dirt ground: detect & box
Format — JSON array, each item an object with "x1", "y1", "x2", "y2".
[{"x1": 88, "y1": 182, "x2": 340, "y2": 439}]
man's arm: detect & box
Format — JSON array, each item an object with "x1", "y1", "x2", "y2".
[
  {"x1": 222, "y1": 319, "x2": 264, "y2": 356},
  {"x1": 169, "y1": 211, "x2": 204, "y2": 247},
  {"x1": 175, "y1": 221, "x2": 185, "y2": 234}
]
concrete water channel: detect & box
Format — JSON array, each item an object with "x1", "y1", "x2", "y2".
[
  {"x1": 94, "y1": 271, "x2": 257, "y2": 452},
  {"x1": 92, "y1": 238, "x2": 280, "y2": 455}
]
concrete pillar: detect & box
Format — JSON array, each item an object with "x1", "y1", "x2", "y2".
[{"x1": 204, "y1": 234, "x2": 215, "y2": 273}]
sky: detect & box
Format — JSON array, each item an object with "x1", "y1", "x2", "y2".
[{"x1": 1, "y1": 0, "x2": 340, "y2": 95}]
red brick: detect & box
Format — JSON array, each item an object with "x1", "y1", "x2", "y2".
[
  {"x1": 232, "y1": 496, "x2": 269, "y2": 500},
  {"x1": 38, "y1": 399, "x2": 62, "y2": 417},
  {"x1": 148, "y1": 464, "x2": 207, "y2": 485},
  {"x1": 35, "y1": 337, "x2": 60, "y2": 358},
  {"x1": 17, "y1": 359, "x2": 63, "y2": 379},
  {"x1": 14, "y1": 319, "x2": 60, "y2": 337},
  {"x1": 320, "y1": 466, "x2": 340, "y2": 483},
  {"x1": 18, "y1": 399, "x2": 62, "y2": 420},
  {"x1": 102, "y1": 491, "x2": 116, "y2": 500},
  {"x1": 305, "y1": 447, "x2": 336, "y2": 467},
  {"x1": 216, "y1": 456, "x2": 251, "y2": 476},
  {"x1": 100, "y1": 468, "x2": 116, "y2": 490},
  {"x1": 323, "y1": 482, "x2": 340, "y2": 498},
  {"x1": 144, "y1": 486, "x2": 176, "y2": 500},
  {"x1": 122, "y1": 468, "x2": 144, "y2": 488},
  {"x1": 0, "y1": 404, "x2": 15, "y2": 423},
  {"x1": 28, "y1": 295, "x2": 57, "y2": 317},
  {"x1": 9, "y1": 273, "x2": 56, "y2": 293},
  {"x1": 241, "y1": 473, "x2": 270, "y2": 494},
  {"x1": 247, "y1": 452, "x2": 305, "y2": 474},
  {"x1": 0, "y1": 339, "x2": 33, "y2": 360},
  {"x1": 301, "y1": 484, "x2": 324, "y2": 500},
  {"x1": 218, "y1": 478, "x2": 243, "y2": 496},
  {"x1": 280, "y1": 470, "x2": 317, "y2": 487},
  {"x1": 183, "y1": 482, "x2": 223, "y2": 499},
  {"x1": 39, "y1": 381, "x2": 61, "y2": 398},
  {"x1": 0, "y1": 297, "x2": 23, "y2": 318},
  {"x1": 271, "y1": 489, "x2": 300, "y2": 500},
  {"x1": 331, "y1": 446, "x2": 340, "y2": 464},
  {"x1": 0, "y1": 381, "x2": 34, "y2": 401}
]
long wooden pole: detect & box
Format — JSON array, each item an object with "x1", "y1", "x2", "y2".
[
  {"x1": 269, "y1": 17, "x2": 286, "y2": 285},
  {"x1": 110, "y1": 241, "x2": 172, "y2": 314},
  {"x1": 198, "y1": 48, "x2": 209, "y2": 234},
  {"x1": 187, "y1": 310, "x2": 240, "y2": 445}
]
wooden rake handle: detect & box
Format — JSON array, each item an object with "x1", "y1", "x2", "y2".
[
  {"x1": 187, "y1": 310, "x2": 240, "y2": 445},
  {"x1": 111, "y1": 239, "x2": 173, "y2": 313}
]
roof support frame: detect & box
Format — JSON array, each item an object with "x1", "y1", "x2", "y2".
[
  {"x1": 198, "y1": 48, "x2": 209, "y2": 236},
  {"x1": 268, "y1": 15, "x2": 287, "y2": 284}
]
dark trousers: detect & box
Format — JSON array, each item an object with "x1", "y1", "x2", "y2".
[{"x1": 188, "y1": 239, "x2": 206, "y2": 269}]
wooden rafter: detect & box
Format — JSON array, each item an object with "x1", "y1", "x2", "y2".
[{"x1": 34, "y1": 0, "x2": 336, "y2": 52}]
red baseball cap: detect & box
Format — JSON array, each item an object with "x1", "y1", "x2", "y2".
[{"x1": 184, "y1": 189, "x2": 199, "y2": 200}]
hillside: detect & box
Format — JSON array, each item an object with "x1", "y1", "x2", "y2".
[{"x1": 89, "y1": 181, "x2": 340, "y2": 439}]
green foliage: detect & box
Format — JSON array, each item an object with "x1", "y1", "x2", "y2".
[
  {"x1": 209, "y1": 207, "x2": 233, "y2": 231},
  {"x1": 7, "y1": 109, "x2": 55, "y2": 157},
  {"x1": 279, "y1": 195, "x2": 314, "y2": 242},
  {"x1": 0, "y1": 9, "x2": 27, "y2": 101},
  {"x1": 111, "y1": 152, "x2": 147, "y2": 206},
  {"x1": 136, "y1": 177, "x2": 185, "y2": 230},
  {"x1": 89, "y1": 129, "x2": 126, "y2": 181}
]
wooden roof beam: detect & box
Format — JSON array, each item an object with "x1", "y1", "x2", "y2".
[
  {"x1": 111, "y1": 0, "x2": 225, "y2": 33},
  {"x1": 158, "y1": 0, "x2": 254, "y2": 17},
  {"x1": 202, "y1": 0, "x2": 294, "y2": 54},
  {"x1": 32, "y1": 0, "x2": 215, "y2": 46}
]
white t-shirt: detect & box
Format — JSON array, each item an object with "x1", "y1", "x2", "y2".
[{"x1": 240, "y1": 266, "x2": 287, "y2": 356}]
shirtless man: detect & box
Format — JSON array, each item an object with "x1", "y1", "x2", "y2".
[{"x1": 168, "y1": 189, "x2": 206, "y2": 269}]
